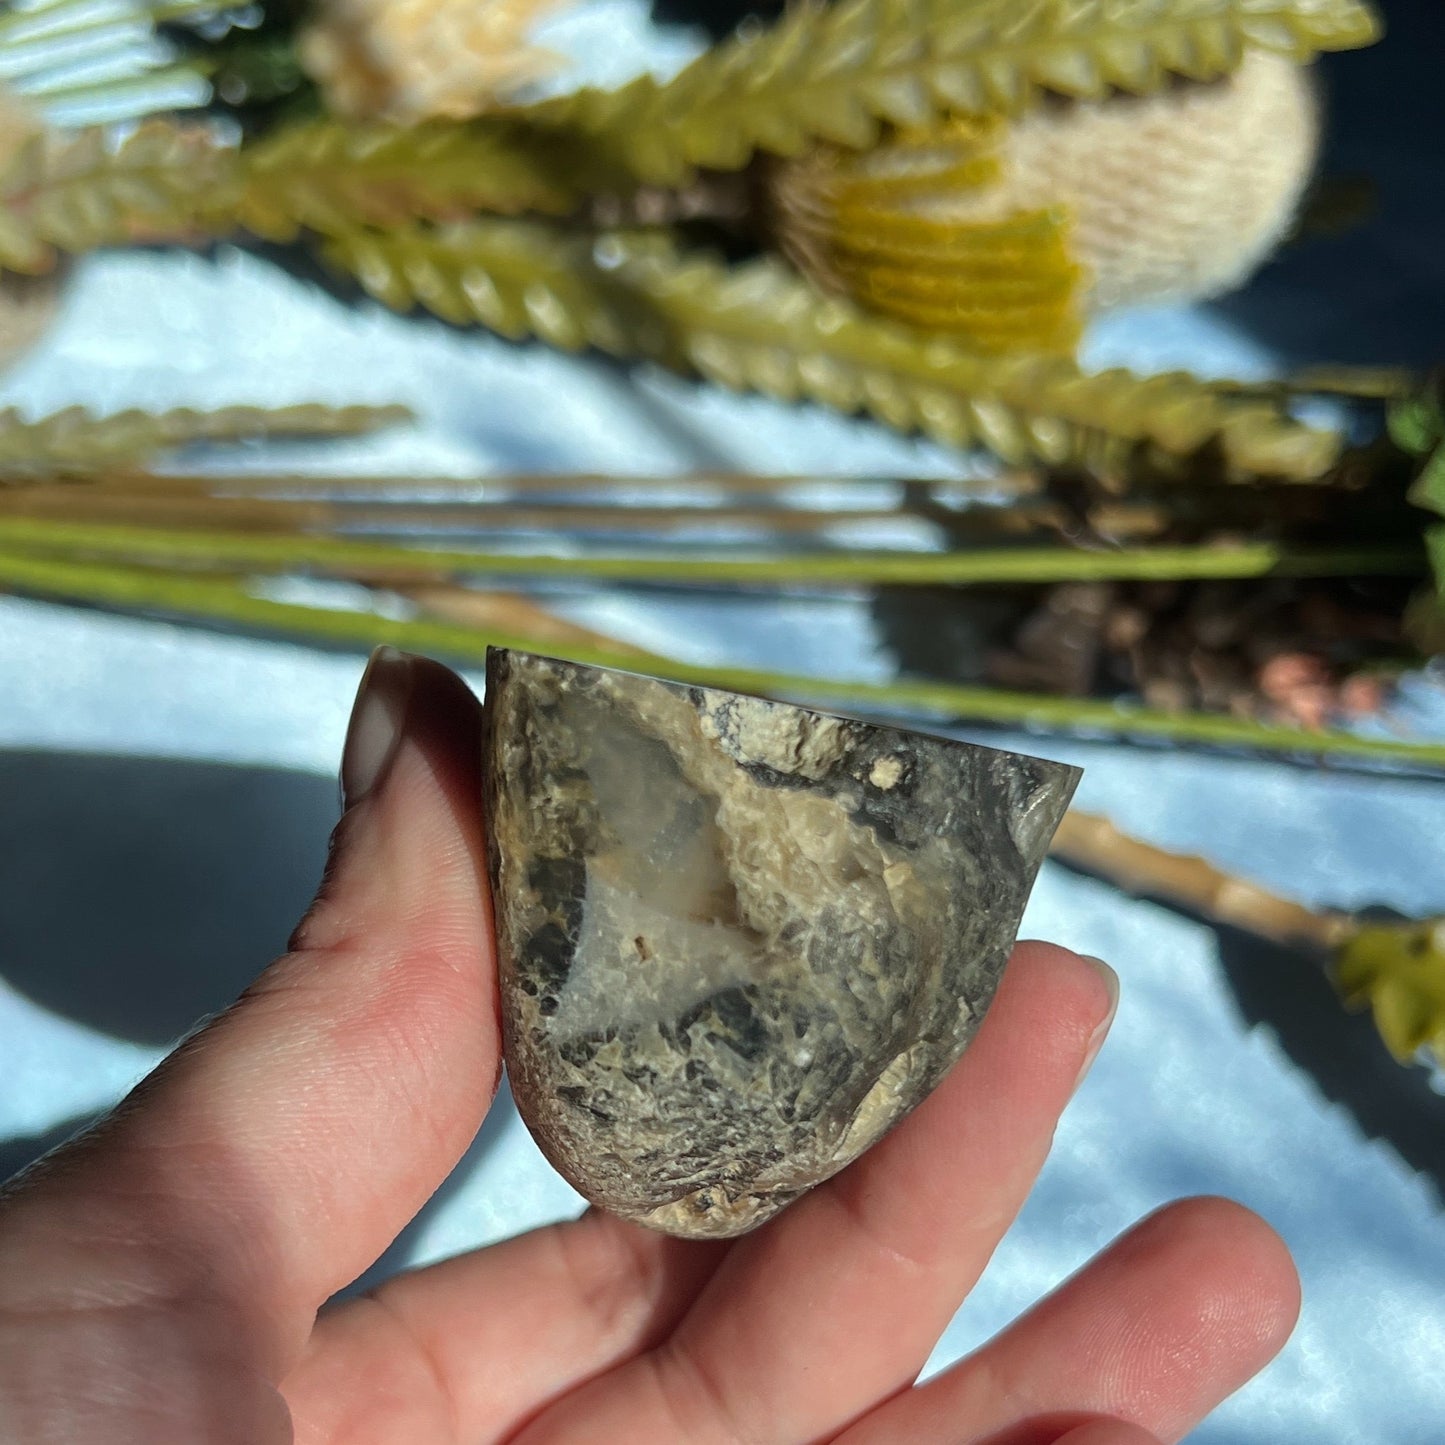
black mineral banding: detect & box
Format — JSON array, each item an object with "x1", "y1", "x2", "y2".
[{"x1": 482, "y1": 648, "x2": 1081, "y2": 1239}]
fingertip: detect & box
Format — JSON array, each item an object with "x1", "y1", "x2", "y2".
[
  {"x1": 339, "y1": 647, "x2": 485, "y2": 818},
  {"x1": 889, "y1": 1192, "x2": 1303, "y2": 1445},
  {"x1": 1011, "y1": 938, "x2": 1092, "y2": 971},
  {"x1": 340, "y1": 646, "x2": 416, "y2": 811},
  {"x1": 302, "y1": 652, "x2": 489, "y2": 957},
  {"x1": 1130, "y1": 1196, "x2": 1302, "y2": 1358},
  {"x1": 1052, "y1": 1421, "x2": 1163, "y2": 1445},
  {"x1": 984, "y1": 941, "x2": 1120, "y2": 1074}
]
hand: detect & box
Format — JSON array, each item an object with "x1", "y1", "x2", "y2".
[{"x1": 0, "y1": 651, "x2": 1299, "y2": 1445}]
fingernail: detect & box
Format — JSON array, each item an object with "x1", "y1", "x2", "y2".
[
  {"x1": 1076, "y1": 955, "x2": 1119, "y2": 1089},
  {"x1": 340, "y1": 647, "x2": 416, "y2": 810}
]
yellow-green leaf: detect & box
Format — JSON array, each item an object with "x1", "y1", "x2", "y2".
[
  {"x1": 513, "y1": 0, "x2": 1383, "y2": 186},
  {"x1": 323, "y1": 218, "x2": 1343, "y2": 477},
  {"x1": 1334, "y1": 920, "x2": 1445, "y2": 1067}
]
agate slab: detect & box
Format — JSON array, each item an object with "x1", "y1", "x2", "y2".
[{"x1": 482, "y1": 649, "x2": 1080, "y2": 1238}]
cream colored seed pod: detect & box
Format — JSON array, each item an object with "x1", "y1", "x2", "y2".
[
  {"x1": 770, "y1": 51, "x2": 1321, "y2": 350},
  {"x1": 999, "y1": 50, "x2": 1320, "y2": 310},
  {"x1": 300, "y1": 0, "x2": 567, "y2": 121}
]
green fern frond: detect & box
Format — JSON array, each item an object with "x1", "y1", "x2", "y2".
[
  {"x1": 324, "y1": 218, "x2": 1342, "y2": 477},
  {"x1": 0, "y1": 120, "x2": 231, "y2": 272},
  {"x1": 230, "y1": 119, "x2": 594, "y2": 242},
  {"x1": 0, "y1": 112, "x2": 619, "y2": 270},
  {"x1": 514, "y1": 0, "x2": 1382, "y2": 186},
  {"x1": 0, "y1": 402, "x2": 411, "y2": 477},
  {"x1": 0, "y1": 513, "x2": 1421, "y2": 586}
]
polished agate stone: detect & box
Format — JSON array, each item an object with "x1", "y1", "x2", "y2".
[{"x1": 482, "y1": 649, "x2": 1080, "y2": 1238}]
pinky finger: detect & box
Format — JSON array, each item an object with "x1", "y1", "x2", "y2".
[{"x1": 836, "y1": 1196, "x2": 1299, "y2": 1445}]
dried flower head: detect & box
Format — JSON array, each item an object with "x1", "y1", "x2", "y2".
[
  {"x1": 300, "y1": 0, "x2": 571, "y2": 121},
  {"x1": 769, "y1": 52, "x2": 1320, "y2": 349}
]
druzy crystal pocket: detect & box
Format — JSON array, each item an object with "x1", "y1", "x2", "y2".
[{"x1": 482, "y1": 649, "x2": 1080, "y2": 1239}]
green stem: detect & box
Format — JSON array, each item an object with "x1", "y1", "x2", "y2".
[
  {"x1": 91, "y1": 470, "x2": 1018, "y2": 498},
  {"x1": 0, "y1": 516, "x2": 1423, "y2": 587},
  {"x1": 3, "y1": 548, "x2": 1444, "y2": 773},
  {"x1": 0, "y1": 547, "x2": 672, "y2": 666}
]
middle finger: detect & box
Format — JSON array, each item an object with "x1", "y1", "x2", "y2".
[{"x1": 519, "y1": 942, "x2": 1117, "y2": 1444}]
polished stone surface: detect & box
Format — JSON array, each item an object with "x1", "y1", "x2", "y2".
[{"x1": 483, "y1": 649, "x2": 1081, "y2": 1237}]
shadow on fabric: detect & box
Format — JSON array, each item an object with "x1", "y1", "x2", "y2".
[
  {"x1": 1201, "y1": 0, "x2": 1445, "y2": 369},
  {"x1": 1213, "y1": 921, "x2": 1445, "y2": 1209},
  {"x1": 0, "y1": 749, "x2": 514, "y2": 1274},
  {"x1": 1050, "y1": 855, "x2": 1445, "y2": 1209},
  {"x1": 0, "y1": 750, "x2": 336, "y2": 1047},
  {"x1": 0, "y1": 1113, "x2": 103, "y2": 1190}
]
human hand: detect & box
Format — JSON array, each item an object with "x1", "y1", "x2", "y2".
[{"x1": 0, "y1": 651, "x2": 1300, "y2": 1444}]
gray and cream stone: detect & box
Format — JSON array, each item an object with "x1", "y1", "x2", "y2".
[{"x1": 483, "y1": 649, "x2": 1081, "y2": 1239}]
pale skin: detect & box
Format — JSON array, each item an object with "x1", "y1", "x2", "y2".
[{"x1": 0, "y1": 652, "x2": 1301, "y2": 1444}]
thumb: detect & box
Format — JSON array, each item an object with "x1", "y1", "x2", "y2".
[{"x1": 0, "y1": 650, "x2": 500, "y2": 1434}]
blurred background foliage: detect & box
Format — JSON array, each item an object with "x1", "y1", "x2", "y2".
[{"x1": 0, "y1": 0, "x2": 1443, "y2": 1072}]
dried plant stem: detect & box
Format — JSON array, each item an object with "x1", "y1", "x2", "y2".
[
  {"x1": 86, "y1": 470, "x2": 1024, "y2": 500},
  {"x1": 0, "y1": 515, "x2": 1421, "y2": 587},
  {"x1": 1211, "y1": 365, "x2": 1417, "y2": 402},
  {"x1": 1050, "y1": 809, "x2": 1351, "y2": 950},
  {"x1": 4, "y1": 547, "x2": 1445, "y2": 772},
  {"x1": 393, "y1": 584, "x2": 660, "y2": 657},
  {"x1": 0, "y1": 488, "x2": 946, "y2": 536},
  {"x1": 1049, "y1": 811, "x2": 1445, "y2": 1070},
  {"x1": 0, "y1": 546, "x2": 604, "y2": 659}
]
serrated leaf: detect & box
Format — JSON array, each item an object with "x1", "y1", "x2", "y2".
[
  {"x1": 511, "y1": 0, "x2": 1383, "y2": 186},
  {"x1": 229, "y1": 119, "x2": 598, "y2": 243},
  {"x1": 0, "y1": 122, "x2": 234, "y2": 274},
  {"x1": 0, "y1": 403, "x2": 410, "y2": 477},
  {"x1": 322, "y1": 217, "x2": 1342, "y2": 477},
  {"x1": 0, "y1": 112, "x2": 618, "y2": 274}
]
